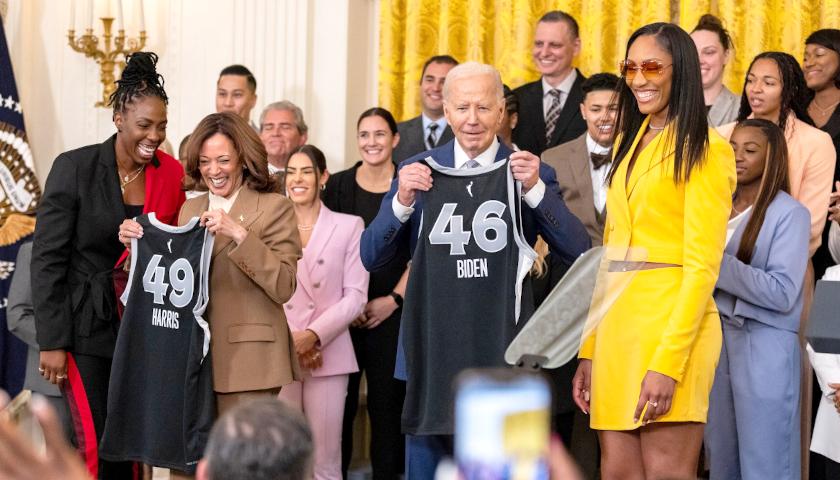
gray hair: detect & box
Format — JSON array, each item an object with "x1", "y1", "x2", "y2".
[
  {"x1": 259, "y1": 100, "x2": 309, "y2": 135},
  {"x1": 204, "y1": 399, "x2": 313, "y2": 480},
  {"x1": 442, "y1": 62, "x2": 504, "y2": 103}
]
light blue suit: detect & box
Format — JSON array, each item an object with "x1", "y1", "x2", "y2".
[{"x1": 705, "y1": 191, "x2": 810, "y2": 480}]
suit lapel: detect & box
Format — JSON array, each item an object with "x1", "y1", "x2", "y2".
[
  {"x1": 98, "y1": 136, "x2": 128, "y2": 229},
  {"x1": 439, "y1": 124, "x2": 455, "y2": 146},
  {"x1": 525, "y1": 83, "x2": 547, "y2": 152},
  {"x1": 297, "y1": 205, "x2": 337, "y2": 300},
  {"x1": 550, "y1": 72, "x2": 584, "y2": 146},
  {"x1": 212, "y1": 187, "x2": 263, "y2": 257},
  {"x1": 568, "y1": 136, "x2": 599, "y2": 224}
]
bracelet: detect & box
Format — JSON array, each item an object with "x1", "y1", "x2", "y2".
[{"x1": 389, "y1": 291, "x2": 404, "y2": 308}]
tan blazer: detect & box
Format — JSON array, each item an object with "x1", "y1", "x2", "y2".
[
  {"x1": 179, "y1": 186, "x2": 302, "y2": 393},
  {"x1": 542, "y1": 133, "x2": 606, "y2": 245}
]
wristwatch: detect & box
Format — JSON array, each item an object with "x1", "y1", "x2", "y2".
[{"x1": 389, "y1": 291, "x2": 404, "y2": 307}]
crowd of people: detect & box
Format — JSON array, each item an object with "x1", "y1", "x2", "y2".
[{"x1": 2, "y1": 8, "x2": 840, "y2": 480}]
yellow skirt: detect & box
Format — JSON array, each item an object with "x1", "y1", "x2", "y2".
[{"x1": 588, "y1": 267, "x2": 722, "y2": 430}]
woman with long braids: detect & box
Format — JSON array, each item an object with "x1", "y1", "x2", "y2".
[
  {"x1": 32, "y1": 52, "x2": 185, "y2": 479},
  {"x1": 570, "y1": 23, "x2": 735, "y2": 478},
  {"x1": 705, "y1": 119, "x2": 810, "y2": 480}
]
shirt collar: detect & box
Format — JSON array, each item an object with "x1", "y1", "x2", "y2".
[
  {"x1": 542, "y1": 69, "x2": 578, "y2": 97},
  {"x1": 586, "y1": 133, "x2": 611, "y2": 155},
  {"x1": 454, "y1": 136, "x2": 500, "y2": 169},
  {"x1": 422, "y1": 113, "x2": 447, "y2": 133},
  {"x1": 208, "y1": 185, "x2": 243, "y2": 213}
]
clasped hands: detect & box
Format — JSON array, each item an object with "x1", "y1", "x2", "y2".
[
  {"x1": 293, "y1": 329, "x2": 323, "y2": 370},
  {"x1": 396, "y1": 151, "x2": 542, "y2": 207}
]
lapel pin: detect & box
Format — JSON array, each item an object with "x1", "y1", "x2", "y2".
[{"x1": 238, "y1": 214, "x2": 245, "y2": 222}]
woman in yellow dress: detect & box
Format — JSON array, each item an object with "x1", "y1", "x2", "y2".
[{"x1": 571, "y1": 23, "x2": 736, "y2": 479}]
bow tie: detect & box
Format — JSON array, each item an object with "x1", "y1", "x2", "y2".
[{"x1": 590, "y1": 152, "x2": 610, "y2": 169}]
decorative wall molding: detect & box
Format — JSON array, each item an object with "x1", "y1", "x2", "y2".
[{"x1": 7, "y1": 0, "x2": 378, "y2": 182}]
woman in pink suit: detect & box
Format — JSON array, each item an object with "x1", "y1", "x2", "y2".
[{"x1": 278, "y1": 144, "x2": 369, "y2": 480}]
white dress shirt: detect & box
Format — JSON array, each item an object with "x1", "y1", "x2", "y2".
[
  {"x1": 422, "y1": 114, "x2": 448, "y2": 150},
  {"x1": 725, "y1": 206, "x2": 752, "y2": 246},
  {"x1": 392, "y1": 137, "x2": 545, "y2": 222},
  {"x1": 585, "y1": 133, "x2": 611, "y2": 213},
  {"x1": 542, "y1": 70, "x2": 578, "y2": 117},
  {"x1": 208, "y1": 186, "x2": 242, "y2": 213},
  {"x1": 268, "y1": 163, "x2": 284, "y2": 175}
]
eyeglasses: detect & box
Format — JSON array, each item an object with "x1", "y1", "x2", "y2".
[{"x1": 618, "y1": 59, "x2": 673, "y2": 81}]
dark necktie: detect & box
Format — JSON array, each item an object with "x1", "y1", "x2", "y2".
[
  {"x1": 427, "y1": 123, "x2": 439, "y2": 150},
  {"x1": 545, "y1": 89, "x2": 562, "y2": 144},
  {"x1": 590, "y1": 152, "x2": 610, "y2": 170}
]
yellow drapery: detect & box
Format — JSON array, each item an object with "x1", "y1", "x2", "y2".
[
  {"x1": 379, "y1": 0, "x2": 670, "y2": 122},
  {"x1": 380, "y1": 0, "x2": 840, "y2": 121},
  {"x1": 680, "y1": 0, "x2": 840, "y2": 92}
]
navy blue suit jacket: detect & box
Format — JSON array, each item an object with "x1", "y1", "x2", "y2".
[{"x1": 360, "y1": 138, "x2": 590, "y2": 271}]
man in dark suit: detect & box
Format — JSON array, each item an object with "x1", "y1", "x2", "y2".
[
  {"x1": 512, "y1": 11, "x2": 587, "y2": 156},
  {"x1": 361, "y1": 62, "x2": 590, "y2": 479},
  {"x1": 392, "y1": 55, "x2": 458, "y2": 163}
]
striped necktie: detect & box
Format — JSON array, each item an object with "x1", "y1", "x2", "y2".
[
  {"x1": 427, "y1": 123, "x2": 439, "y2": 150},
  {"x1": 545, "y1": 89, "x2": 562, "y2": 144}
]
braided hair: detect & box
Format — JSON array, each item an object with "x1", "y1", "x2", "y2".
[
  {"x1": 737, "y1": 52, "x2": 814, "y2": 128},
  {"x1": 109, "y1": 52, "x2": 168, "y2": 114}
]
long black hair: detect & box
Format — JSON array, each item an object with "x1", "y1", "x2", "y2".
[
  {"x1": 736, "y1": 52, "x2": 813, "y2": 128},
  {"x1": 608, "y1": 23, "x2": 709, "y2": 185},
  {"x1": 109, "y1": 52, "x2": 168, "y2": 115}
]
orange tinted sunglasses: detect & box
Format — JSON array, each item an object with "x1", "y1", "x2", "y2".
[{"x1": 618, "y1": 59, "x2": 672, "y2": 81}]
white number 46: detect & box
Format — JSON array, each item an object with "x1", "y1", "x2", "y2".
[
  {"x1": 142, "y1": 254, "x2": 195, "y2": 308},
  {"x1": 429, "y1": 200, "x2": 507, "y2": 255}
]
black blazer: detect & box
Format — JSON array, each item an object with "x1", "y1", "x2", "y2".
[
  {"x1": 512, "y1": 70, "x2": 587, "y2": 156},
  {"x1": 392, "y1": 115, "x2": 454, "y2": 164},
  {"x1": 32, "y1": 136, "x2": 149, "y2": 356}
]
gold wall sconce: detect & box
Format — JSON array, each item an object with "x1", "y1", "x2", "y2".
[{"x1": 67, "y1": 0, "x2": 147, "y2": 107}]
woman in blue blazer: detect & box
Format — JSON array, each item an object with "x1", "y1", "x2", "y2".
[{"x1": 705, "y1": 118, "x2": 811, "y2": 480}]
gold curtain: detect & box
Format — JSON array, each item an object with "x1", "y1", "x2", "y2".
[
  {"x1": 680, "y1": 0, "x2": 840, "y2": 92},
  {"x1": 380, "y1": 0, "x2": 840, "y2": 120},
  {"x1": 379, "y1": 0, "x2": 670, "y2": 122}
]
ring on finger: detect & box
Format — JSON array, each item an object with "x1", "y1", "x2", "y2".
[{"x1": 649, "y1": 401, "x2": 658, "y2": 408}]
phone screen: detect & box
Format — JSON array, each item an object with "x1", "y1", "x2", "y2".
[{"x1": 455, "y1": 370, "x2": 551, "y2": 480}]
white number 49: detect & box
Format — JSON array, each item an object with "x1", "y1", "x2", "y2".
[
  {"x1": 142, "y1": 254, "x2": 195, "y2": 308},
  {"x1": 429, "y1": 200, "x2": 508, "y2": 255}
]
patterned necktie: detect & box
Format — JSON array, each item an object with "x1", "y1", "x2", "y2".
[
  {"x1": 427, "y1": 123, "x2": 439, "y2": 150},
  {"x1": 590, "y1": 152, "x2": 610, "y2": 170},
  {"x1": 544, "y1": 89, "x2": 562, "y2": 144},
  {"x1": 463, "y1": 159, "x2": 481, "y2": 169}
]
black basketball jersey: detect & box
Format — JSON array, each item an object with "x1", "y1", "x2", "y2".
[
  {"x1": 401, "y1": 157, "x2": 536, "y2": 435},
  {"x1": 100, "y1": 213, "x2": 214, "y2": 473}
]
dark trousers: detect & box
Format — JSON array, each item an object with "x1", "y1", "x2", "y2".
[
  {"x1": 341, "y1": 313, "x2": 406, "y2": 480},
  {"x1": 66, "y1": 353, "x2": 134, "y2": 480}
]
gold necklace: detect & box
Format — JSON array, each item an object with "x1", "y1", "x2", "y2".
[
  {"x1": 297, "y1": 224, "x2": 314, "y2": 231},
  {"x1": 810, "y1": 97, "x2": 840, "y2": 117},
  {"x1": 119, "y1": 165, "x2": 145, "y2": 193}
]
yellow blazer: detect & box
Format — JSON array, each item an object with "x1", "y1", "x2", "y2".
[
  {"x1": 179, "y1": 186, "x2": 302, "y2": 393},
  {"x1": 581, "y1": 117, "x2": 736, "y2": 381}
]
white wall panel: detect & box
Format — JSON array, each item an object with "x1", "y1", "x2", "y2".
[{"x1": 5, "y1": 0, "x2": 378, "y2": 183}]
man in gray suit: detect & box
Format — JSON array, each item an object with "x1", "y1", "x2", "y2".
[
  {"x1": 542, "y1": 73, "x2": 620, "y2": 246},
  {"x1": 392, "y1": 55, "x2": 458, "y2": 163},
  {"x1": 6, "y1": 242, "x2": 73, "y2": 442}
]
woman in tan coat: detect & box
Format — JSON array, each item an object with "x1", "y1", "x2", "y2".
[{"x1": 123, "y1": 112, "x2": 302, "y2": 417}]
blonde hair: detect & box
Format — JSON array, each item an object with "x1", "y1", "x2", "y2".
[{"x1": 530, "y1": 236, "x2": 549, "y2": 278}]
